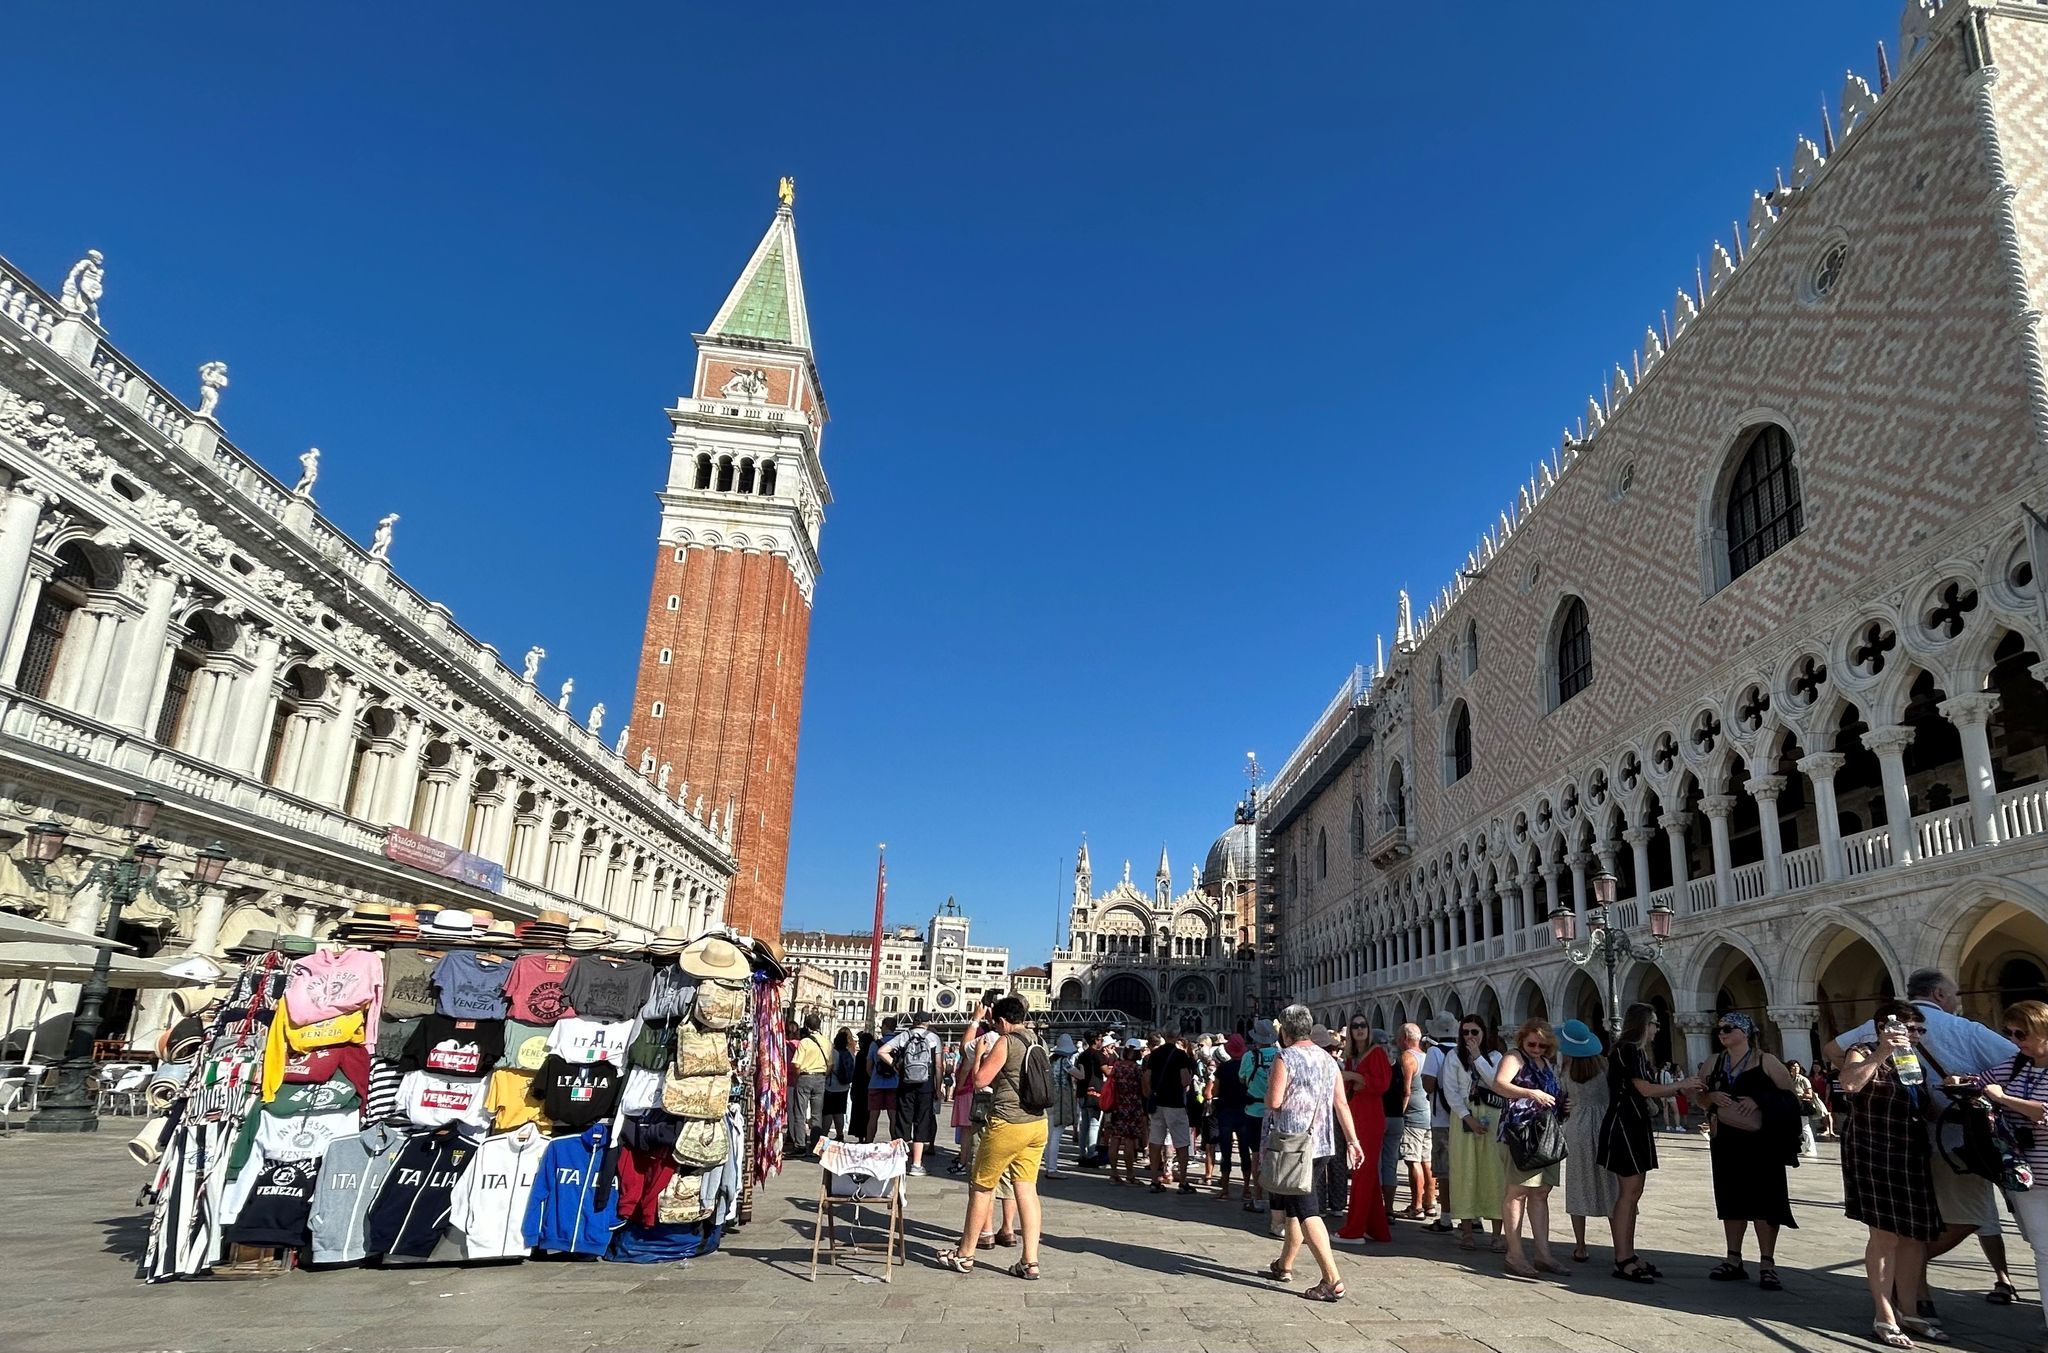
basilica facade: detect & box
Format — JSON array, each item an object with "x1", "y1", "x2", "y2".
[
  {"x1": 1258, "y1": 0, "x2": 2048, "y2": 1073},
  {"x1": 1049, "y1": 815, "x2": 1260, "y2": 1033}
]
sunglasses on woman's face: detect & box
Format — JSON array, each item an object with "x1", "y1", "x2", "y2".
[
  {"x1": 1348, "y1": 1023, "x2": 1368, "y2": 1031},
  {"x1": 1461, "y1": 1029, "x2": 1483, "y2": 1039},
  {"x1": 2007, "y1": 1028, "x2": 2029, "y2": 1040},
  {"x1": 1905, "y1": 1024, "x2": 1928, "y2": 1035},
  {"x1": 1716, "y1": 1025, "x2": 1741, "y2": 1035}
]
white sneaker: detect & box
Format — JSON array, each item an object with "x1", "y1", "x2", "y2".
[{"x1": 907, "y1": 1164, "x2": 928, "y2": 1176}]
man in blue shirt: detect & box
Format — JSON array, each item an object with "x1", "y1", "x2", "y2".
[
  {"x1": 866, "y1": 1016, "x2": 902, "y2": 1142},
  {"x1": 1824, "y1": 968, "x2": 2019, "y2": 1314}
]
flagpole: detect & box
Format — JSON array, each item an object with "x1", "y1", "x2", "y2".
[{"x1": 866, "y1": 843, "x2": 887, "y2": 1034}]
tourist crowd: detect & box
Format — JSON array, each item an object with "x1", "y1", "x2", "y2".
[{"x1": 784, "y1": 969, "x2": 2048, "y2": 1351}]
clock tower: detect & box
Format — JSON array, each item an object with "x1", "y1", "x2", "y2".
[{"x1": 628, "y1": 184, "x2": 830, "y2": 939}]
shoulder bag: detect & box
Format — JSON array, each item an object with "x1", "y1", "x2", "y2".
[
  {"x1": 1503, "y1": 1108, "x2": 1569, "y2": 1172},
  {"x1": 1713, "y1": 1055, "x2": 1764, "y2": 1133},
  {"x1": 1259, "y1": 1124, "x2": 1315, "y2": 1196},
  {"x1": 670, "y1": 1115, "x2": 731, "y2": 1169},
  {"x1": 692, "y1": 979, "x2": 747, "y2": 1031}
]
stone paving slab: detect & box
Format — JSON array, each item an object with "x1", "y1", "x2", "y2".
[{"x1": 0, "y1": 1130, "x2": 2042, "y2": 1352}]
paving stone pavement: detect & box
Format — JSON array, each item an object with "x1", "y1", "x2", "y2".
[{"x1": 0, "y1": 1128, "x2": 2043, "y2": 1352}]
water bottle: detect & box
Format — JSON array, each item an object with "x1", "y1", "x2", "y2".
[{"x1": 1885, "y1": 1016, "x2": 1925, "y2": 1087}]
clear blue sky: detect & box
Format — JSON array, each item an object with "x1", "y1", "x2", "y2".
[{"x1": 5, "y1": 2, "x2": 1888, "y2": 962}]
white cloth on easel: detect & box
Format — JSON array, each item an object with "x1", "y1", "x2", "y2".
[{"x1": 819, "y1": 1138, "x2": 907, "y2": 1182}]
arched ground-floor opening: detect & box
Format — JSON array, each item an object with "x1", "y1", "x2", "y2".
[
  {"x1": 1509, "y1": 975, "x2": 1548, "y2": 1027},
  {"x1": 1694, "y1": 940, "x2": 1775, "y2": 1054},
  {"x1": 1623, "y1": 963, "x2": 1677, "y2": 1069},
  {"x1": 1809, "y1": 927, "x2": 1895, "y2": 1048},
  {"x1": 1562, "y1": 967, "x2": 1604, "y2": 1033},
  {"x1": 1474, "y1": 985, "x2": 1504, "y2": 1041},
  {"x1": 1948, "y1": 899, "x2": 2048, "y2": 1026},
  {"x1": 1098, "y1": 973, "x2": 1156, "y2": 1026}
]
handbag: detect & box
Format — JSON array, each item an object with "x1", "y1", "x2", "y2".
[
  {"x1": 1259, "y1": 1125, "x2": 1315, "y2": 1196},
  {"x1": 670, "y1": 1115, "x2": 730, "y2": 1169},
  {"x1": 672, "y1": 1026, "x2": 728, "y2": 1078},
  {"x1": 662, "y1": 1069, "x2": 733, "y2": 1120},
  {"x1": 1097, "y1": 1074, "x2": 1117, "y2": 1112},
  {"x1": 691, "y1": 979, "x2": 747, "y2": 1032},
  {"x1": 657, "y1": 1172, "x2": 713, "y2": 1223},
  {"x1": 1503, "y1": 1110, "x2": 1568, "y2": 1172}
]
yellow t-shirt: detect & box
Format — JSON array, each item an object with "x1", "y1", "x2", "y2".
[
  {"x1": 486, "y1": 1068, "x2": 550, "y2": 1132},
  {"x1": 792, "y1": 1032, "x2": 829, "y2": 1075},
  {"x1": 262, "y1": 1007, "x2": 369, "y2": 1100}
]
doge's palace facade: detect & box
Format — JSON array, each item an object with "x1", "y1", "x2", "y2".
[
  {"x1": 0, "y1": 242, "x2": 735, "y2": 1049},
  {"x1": 1261, "y1": 0, "x2": 2048, "y2": 1073}
]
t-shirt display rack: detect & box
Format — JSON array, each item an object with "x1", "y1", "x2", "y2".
[{"x1": 134, "y1": 926, "x2": 789, "y2": 1283}]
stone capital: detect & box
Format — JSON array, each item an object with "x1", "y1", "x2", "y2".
[
  {"x1": 1622, "y1": 827, "x2": 1656, "y2": 848},
  {"x1": 1860, "y1": 724, "x2": 1917, "y2": 757},
  {"x1": 1767, "y1": 1004, "x2": 1819, "y2": 1031},
  {"x1": 1744, "y1": 774, "x2": 1788, "y2": 802},
  {"x1": 1698, "y1": 794, "x2": 1740, "y2": 820},
  {"x1": 1658, "y1": 812, "x2": 1694, "y2": 833},
  {"x1": 1566, "y1": 851, "x2": 1591, "y2": 871},
  {"x1": 1796, "y1": 751, "x2": 1847, "y2": 779},
  {"x1": 1673, "y1": 1012, "x2": 1716, "y2": 1035},
  {"x1": 1937, "y1": 692, "x2": 1999, "y2": 729}
]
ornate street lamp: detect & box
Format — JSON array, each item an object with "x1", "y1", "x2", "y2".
[
  {"x1": 1550, "y1": 867, "x2": 1669, "y2": 1037},
  {"x1": 26, "y1": 789, "x2": 234, "y2": 1133}
]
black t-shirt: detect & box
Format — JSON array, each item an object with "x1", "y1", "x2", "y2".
[
  {"x1": 1076, "y1": 1048, "x2": 1105, "y2": 1094},
  {"x1": 400, "y1": 1014, "x2": 506, "y2": 1080},
  {"x1": 537, "y1": 1055, "x2": 623, "y2": 1130},
  {"x1": 1143, "y1": 1046, "x2": 1195, "y2": 1113},
  {"x1": 1213, "y1": 1057, "x2": 1249, "y2": 1113},
  {"x1": 563, "y1": 956, "x2": 654, "y2": 1022}
]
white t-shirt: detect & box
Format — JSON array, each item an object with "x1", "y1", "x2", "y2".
[
  {"x1": 1421, "y1": 1045, "x2": 1448, "y2": 1128},
  {"x1": 546, "y1": 1016, "x2": 639, "y2": 1066},
  {"x1": 446, "y1": 1123, "x2": 549, "y2": 1260},
  {"x1": 398, "y1": 1070, "x2": 492, "y2": 1128}
]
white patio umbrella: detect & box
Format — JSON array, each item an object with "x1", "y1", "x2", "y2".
[
  {"x1": 0, "y1": 944, "x2": 221, "y2": 1064},
  {"x1": 0, "y1": 912, "x2": 132, "y2": 950}
]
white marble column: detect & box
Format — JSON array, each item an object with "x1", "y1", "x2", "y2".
[
  {"x1": 187, "y1": 882, "x2": 229, "y2": 957},
  {"x1": 1939, "y1": 694, "x2": 2002, "y2": 846},
  {"x1": 1624, "y1": 827, "x2": 1655, "y2": 901},
  {"x1": 1566, "y1": 851, "x2": 1589, "y2": 922},
  {"x1": 1675, "y1": 1012, "x2": 1715, "y2": 1075},
  {"x1": 1862, "y1": 725, "x2": 1920, "y2": 865},
  {"x1": 310, "y1": 677, "x2": 365, "y2": 808},
  {"x1": 1660, "y1": 812, "x2": 1693, "y2": 888},
  {"x1": 378, "y1": 717, "x2": 428, "y2": 828},
  {"x1": 1746, "y1": 775, "x2": 1788, "y2": 894},
  {"x1": 0, "y1": 484, "x2": 51, "y2": 645},
  {"x1": 1700, "y1": 794, "x2": 1738, "y2": 907},
  {"x1": 1793, "y1": 752, "x2": 1846, "y2": 881},
  {"x1": 1768, "y1": 1005, "x2": 1820, "y2": 1064},
  {"x1": 103, "y1": 565, "x2": 180, "y2": 731},
  {"x1": 222, "y1": 629, "x2": 283, "y2": 775}
]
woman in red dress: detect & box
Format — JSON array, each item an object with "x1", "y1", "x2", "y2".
[{"x1": 1337, "y1": 1019, "x2": 1392, "y2": 1243}]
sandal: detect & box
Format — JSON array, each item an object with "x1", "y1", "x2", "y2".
[
  {"x1": 1572, "y1": 1246, "x2": 1591, "y2": 1263},
  {"x1": 1872, "y1": 1323, "x2": 1914, "y2": 1350},
  {"x1": 1504, "y1": 1256, "x2": 1540, "y2": 1279},
  {"x1": 1009, "y1": 1259, "x2": 1040, "y2": 1281},
  {"x1": 993, "y1": 1230, "x2": 1018, "y2": 1247},
  {"x1": 1242, "y1": 1198, "x2": 1259, "y2": 1213},
  {"x1": 1899, "y1": 1317, "x2": 1948, "y2": 1344},
  {"x1": 1759, "y1": 1265, "x2": 1782, "y2": 1292},
  {"x1": 977, "y1": 1231, "x2": 996, "y2": 1248},
  {"x1": 1708, "y1": 1259, "x2": 1748, "y2": 1282},
  {"x1": 1612, "y1": 1257, "x2": 1656, "y2": 1284},
  {"x1": 1459, "y1": 1233, "x2": 1478, "y2": 1252},
  {"x1": 1263, "y1": 1259, "x2": 1293, "y2": 1282},
  {"x1": 935, "y1": 1247, "x2": 976, "y2": 1273},
  {"x1": 1535, "y1": 1257, "x2": 1572, "y2": 1276},
  {"x1": 1301, "y1": 1280, "x2": 1346, "y2": 1302},
  {"x1": 1988, "y1": 1280, "x2": 2018, "y2": 1305}
]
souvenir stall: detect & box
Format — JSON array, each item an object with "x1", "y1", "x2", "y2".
[{"x1": 134, "y1": 899, "x2": 789, "y2": 1282}]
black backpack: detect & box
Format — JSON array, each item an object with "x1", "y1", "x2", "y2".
[
  {"x1": 1936, "y1": 1090, "x2": 2034, "y2": 1191},
  {"x1": 1016, "y1": 1036, "x2": 1054, "y2": 1114}
]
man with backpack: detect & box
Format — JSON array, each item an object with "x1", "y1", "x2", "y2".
[
  {"x1": 879, "y1": 1009, "x2": 943, "y2": 1175},
  {"x1": 1235, "y1": 1018, "x2": 1279, "y2": 1214}
]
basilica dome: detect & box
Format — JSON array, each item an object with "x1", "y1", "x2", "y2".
[{"x1": 1202, "y1": 817, "x2": 1256, "y2": 887}]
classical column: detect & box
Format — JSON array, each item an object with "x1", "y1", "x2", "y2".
[
  {"x1": 1746, "y1": 775, "x2": 1788, "y2": 894},
  {"x1": 1768, "y1": 1004, "x2": 1820, "y2": 1065},
  {"x1": 432, "y1": 747, "x2": 477, "y2": 844},
  {"x1": 1861, "y1": 725, "x2": 1920, "y2": 865},
  {"x1": 277, "y1": 691, "x2": 331, "y2": 795},
  {"x1": 221, "y1": 628, "x2": 283, "y2": 775},
  {"x1": 0, "y1": 484, "x2": 51, "y2": 643},
  {"x1": 1675, "y1": 1011, "x2": 1716, "y2": 1075},
  {"x1": 1798, "y1": 752, "x2": 1848, "y2": 881},
  {"x1": 1624, "y1": 827, "x2": 1655, "y2": 901},
  {"x1": 1517, "y1": 874, "x2": 1537, "y2": 948},
  {"x1": 378, "y1": 716, "x2": 428, "y2": 828},
  {"x1": 1659, "y1": 812, "x2": 1693, "y2": 889},
  {"x1": 48, "y1": 605, "x2": 118, "y2": 712},
  {"x1": 1939, "y1": 694, "x2": 2002, "y2": 847},
  {"x1": 186, "y1": 882, "x2": 229, "y2": 957},
  {"x1": 1566, "y1": 852, "x2": 1590, "y2": 922},
  {"x1": 103, "y1": 565, "x2": 180, "y2": 732},
  {"x1": 1542, "y1": 863, "x2": 1563, "y2": 929},
  {"x1": 1699, "y1": 794, "x2": 1738, "y2": 907},
  {"x1": 1476, "y1": 885, "x2": 1493, "y2": 945},
  {"x1": 310, "y1": 676, "x2": 365, "y2": 808}
]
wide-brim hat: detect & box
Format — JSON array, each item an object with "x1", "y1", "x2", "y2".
[
  {"x1": 1054, "y1": 1034, "x2": 1077, "y2": 1057},
  {"x1": 565, "y1": 920, "x2": 611, "y2": 951},
  {"x1": 475, "y1": 919, "x2": 520, "y2": 948},
  {"x1": 225, "y1": 929, "x2": 278, "y2": 958},
  {"x1": 1250, "y1": 1017, "x2": 1278, "y2": 1047},
  {"x1": 645, "y1": 925, "x2": 689, "y2": 955},
  {"x1": 537, "y1": 909, "x2": 571, "y2": 927},
  {"x1": 519, "y1": 921, "x2": 569, "y2": 947},
  {"x1": 279, "y1": 936, "x2": 317, "y2": 957},
  {"x1": 678, "y1": 934, "x2": 749, "y2": 980},
  {"x1": 426, "y1": 910, "x2": 476, "y2": 939},
  {"x1": 1425, "y1": 1012, "x2": 1460, "y2": 1043},
  {"x1": 1556, "y1": 1018, "x2": 1603, "y2": 1058}
]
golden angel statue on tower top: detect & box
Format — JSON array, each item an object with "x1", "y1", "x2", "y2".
[{"x1": 778, "y1": 176, "x2": 795, "y2": 208}]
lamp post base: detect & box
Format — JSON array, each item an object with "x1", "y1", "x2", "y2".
[
  {"x1": 24, "y1": 1109, "x2": 101, "y2": 1133},
  {"x1": 26, "y1": 1058, "x2": 103, "y2": 1133}
]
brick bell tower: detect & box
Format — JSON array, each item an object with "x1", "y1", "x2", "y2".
[{"x1": 629, "y1": 179, "x2": 829, "y2": 939}]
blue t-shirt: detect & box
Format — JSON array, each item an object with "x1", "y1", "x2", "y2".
[{"x1": 869, "y1": 1042, "x2": 900, "y2": 1091}]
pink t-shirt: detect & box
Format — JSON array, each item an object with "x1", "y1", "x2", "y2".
[{"x1": 284, "y1": 949, "x2": 384, "y2": 1045}]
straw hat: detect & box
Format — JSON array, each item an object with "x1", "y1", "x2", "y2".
[
  {"x1": 565, "y1": 917, "x2": 612, "y2": 952},
  {"x1": 645, "y1": 925, "x2": 690, "y2": 956},
  {"x1": 468, "y1": 907, "x2": 497, "y2": 929},
  {"x1": 677, "y1": 934, "x2": 749, "y2": 980},
  {"x1": 476, "y1": 918, "x2": 521, "y2": 948}
]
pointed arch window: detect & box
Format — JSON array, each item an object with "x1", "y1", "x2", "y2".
[
  {"x1": 1316, "y1": 827, "x2": 1329, "y2": 879},
  {"x1": 1725, "y1": 424, "x2": 1804, "y2": 580},
  {"x1": 1431, "y1": 656, "x2": 1444, "y2": 708},
  {"x1": 1350, "y1": 796, "x2": 1366, "y2": 855},
  {"x1": 1464, "y1": 620, "x2": 1480, "y2": 676},
  {"x1": 1555, "y1": 598, "x2": 1592, "y2": 706},
  {"x1": 1445, "y1": 701, "x2": 1472, "y2": 784}
]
